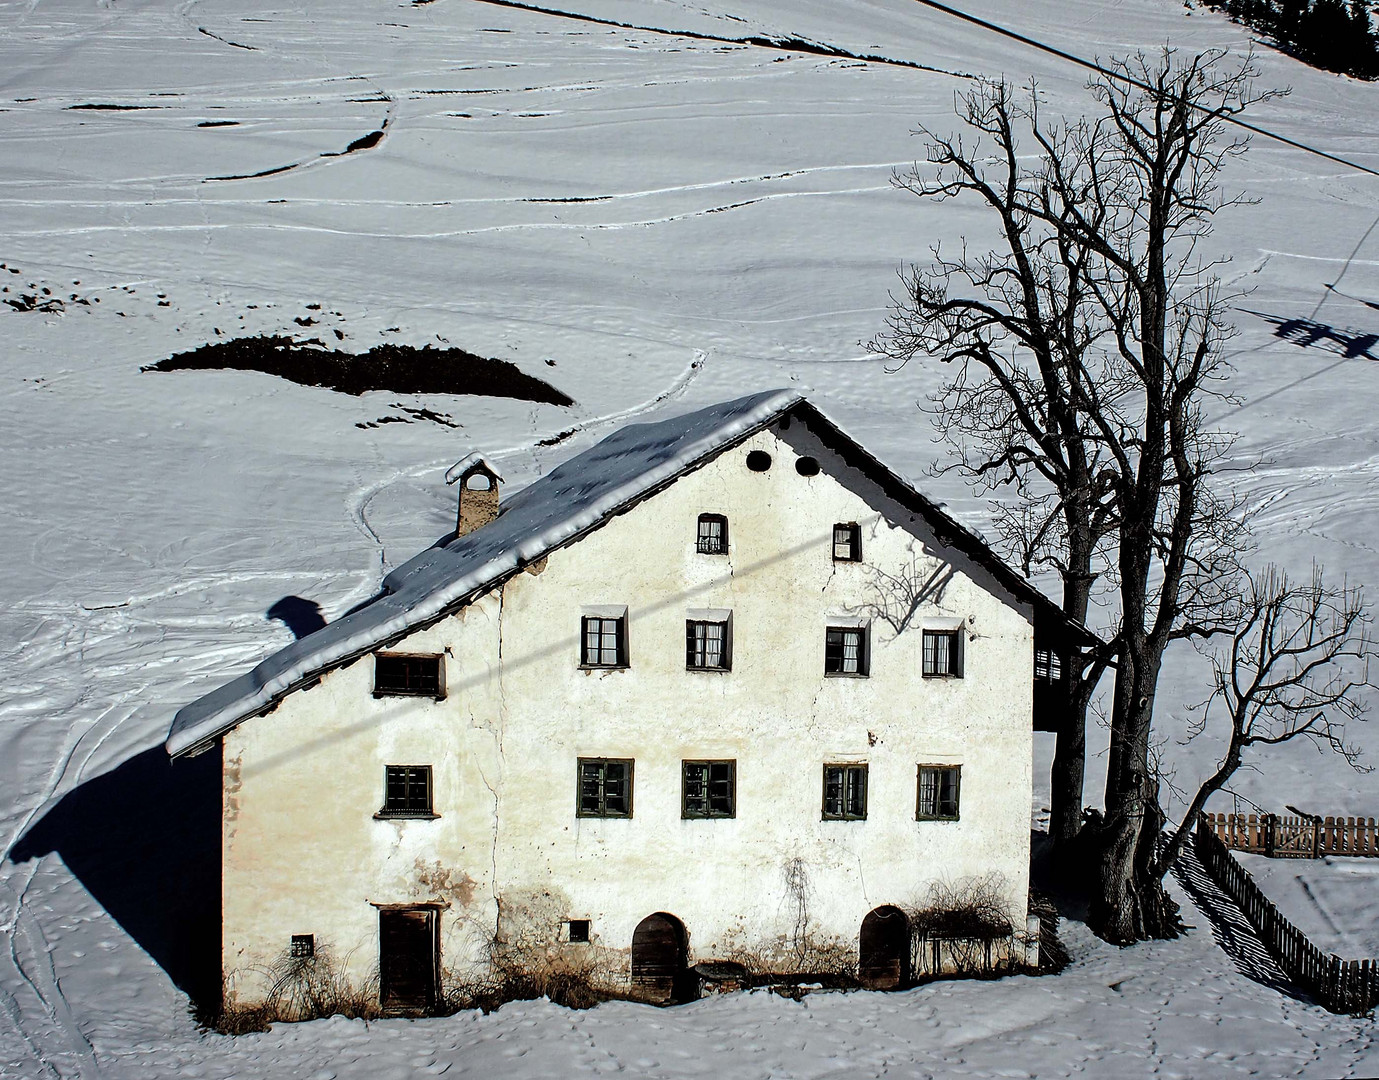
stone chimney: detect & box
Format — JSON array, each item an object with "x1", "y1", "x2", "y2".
[{"x1": 445, "y1": 454, "x2": 503, "y2": 538}]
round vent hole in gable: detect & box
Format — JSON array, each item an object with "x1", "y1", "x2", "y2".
[
  {"x1": 746, "y1": 450, "x2": 772, "y2": 472},
  {"x1": 795, "y1": 456, "x2": 820, "y2": 477}
]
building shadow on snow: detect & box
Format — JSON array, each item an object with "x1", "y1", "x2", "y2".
[
  {"x1": 7, "y1": 745, "x2": 221, "y2": 1012},
  {"x1": 267, "y1": 594, "x2": 327, "y2": 639}
]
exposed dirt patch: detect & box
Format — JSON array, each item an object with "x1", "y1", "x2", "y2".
[
  {"x1": 144, "y1": 336, "x2": 574, "y2": 405},
  {"x1": 197, "y1": 119, "x2": 240, "y2": 128},
  {"x1": 68, "y1": 103, "x2": 159, "y2": 111}
]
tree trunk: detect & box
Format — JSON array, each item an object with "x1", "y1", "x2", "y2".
[
  {"x1": 1089, "y1": 630, "x2": 1182, "y2": 942},
  {"x1": 1049, "y1": 552, "x2": 1096, "y2": 852}
]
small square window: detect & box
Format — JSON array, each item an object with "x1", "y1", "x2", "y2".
[
  {"x1": 917, "y1": 765, "x2": 961, "y2": 820},
  {"x1": 696, "y1": 513, "x2": 728, "y2": 555},
  {"x1": 1034, "y1": 648, "x2": 1063, "y2": 682},
  {"x1": 577, "y1": 758, "x2": 634, "y2": 818},
  {"x1": 568, "y1": 919, "x2": 591, "y2": 944},
  {"x1": 682, "y1": 760, "x2": 736, "y2": 818},
  {"x1": 832, "y1": 523, "x2": 861, "y2": 562},
  {"x1": 686, "y1": 619, "x2": 731, "y2": 670},
  {"x1": 823, "y1": 764, "x2": 868, "y2": 820},
  {"x1": 290, "y1": 934, "x2": 315, "y2": 958},
  {"x1": 581, "y1": 616, "x2": 628, "y2": 668},
  {"x1": 378, "y1": 765, "x2": 434, "y2": 818},
  {"x1": 922, "y1": 629, "x2": 962, "y2": 677},
  {"x1": 825, "y1": 625, "x2": 868, "y2": 676},
  {"x1": 374, "y1": 653, "x2": 444, "y2": 698}
]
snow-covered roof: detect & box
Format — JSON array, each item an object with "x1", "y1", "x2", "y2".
[
  {"x1": 445, "y1": 452, "x2": 504, "y2": 486},
  {"x1": 166, "y1": 389, "x2": 1085, "y2": 757}
]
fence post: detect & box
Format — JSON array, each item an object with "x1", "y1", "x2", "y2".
[{"x1": 1263, "y1": 813, "x2": 1277, "y2": 858}]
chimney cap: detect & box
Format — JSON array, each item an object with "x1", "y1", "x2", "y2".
[{"x1": 445, "y1": 453, "x2": 504, "y2": 487}]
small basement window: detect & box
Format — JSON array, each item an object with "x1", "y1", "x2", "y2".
[
  {"x1": 922, "y1": 629, "x2": 962, "y2": 677},
  {"x1": 1035, "y1": 648, "x2": 1063, "y2": 682},
  {"x1": 917, "y1": 765, "x2": 961, "y2": 821},
  {"x1": 581, "y1": 615, "x2": 628, "y2": 668},
  {"x1": 374, "y1": 653, "x2": 444, "y2": 698},
  {"x1": 686, "y1": 618, "x2": 731, "y2": 671},
  {"x1": 577, "y1": 758, "x2": 634, "y2": 818},
  {"x1": 832, "y1": 523, "x2": 861, "y2": 562},
  {"x1": 290, "y1": 934, "x2": 315, "y2": 958},
  {"x1": 378, "y1": 765, "x2": 435, "y2": 819},
  {"x1": 823, "y1": 763, "x2": 868, "y2": 820},
  {"x1": 682, "y1": 760, "x2": 736, "y2": 818},
  {"x1": 825, "y1": 624, "x2": 869, "y2": 676},
  {"x1": 696, "y1": 513, "x2": 728, "y2": 555},
  {"x1": 568, "y1": 919, "x2": 591, "y2": 944}
]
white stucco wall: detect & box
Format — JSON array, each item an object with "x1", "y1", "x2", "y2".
[{"x1": 220, "y1": 418, "x2": 1034, "y2": 1005}]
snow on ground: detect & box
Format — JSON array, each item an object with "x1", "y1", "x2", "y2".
[
  {"x1": 1237, "y1": 853, "x2": 1379, "y2": 959},
  {"x1": 1, "y1": 0, "x2": 1378, "y2": 1074}
]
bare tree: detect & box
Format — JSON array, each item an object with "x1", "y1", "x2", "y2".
[
  {"x1": 1153, "y1": 565, "x2": 1375, "y2": 877},
  {"x1": 873, "y1": 48, "x2": 1287, "y2": 941}
]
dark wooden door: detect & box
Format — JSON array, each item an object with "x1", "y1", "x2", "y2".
[
  {"x1": 631, "y1": 913, "x2": 686, "y2": 1003},
  {"x1": 859, "y1": 906, "x2": 910, "y2": 990},
  {"x1": 379, "y1": 907, "x2": 438, "y2": 1014}
]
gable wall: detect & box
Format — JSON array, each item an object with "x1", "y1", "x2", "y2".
[{"x1": 220, "y1": 418, "x2": 1033, "y2": 1002}]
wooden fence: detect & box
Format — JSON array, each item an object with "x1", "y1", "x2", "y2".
[
  {"x1": 1194, "y1": 815, "x2": 1377, "y2": 1014},
  {"x1": 1200, "y1": 812, "x2": 1379, "y2": 859}
]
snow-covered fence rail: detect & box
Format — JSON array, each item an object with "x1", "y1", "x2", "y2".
[
  {"x1": 1201, "y1": 812, "x2": 1379, "y2": 859},
  {"x1": 1195, "y1": 815, "x2": 1378, "y2": 1014}
]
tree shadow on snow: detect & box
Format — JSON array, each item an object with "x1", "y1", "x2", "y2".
[
  {"x1": 1245, "y1": 309, "x2": 1379, "y2": 360},
  {"x1": 7, "y1": 745, "x2": 221, "y2": 1012},
  {"x1": 267, "y1": 594, "x2": 326, "y2": 639}
]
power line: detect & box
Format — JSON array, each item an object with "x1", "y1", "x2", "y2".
[
  {"x1": 471, "y1": 0, "x2": 1379, "y2": 179},
  {"x1": 904, "y1": 0, "x2": 1379, "y2": 179}
]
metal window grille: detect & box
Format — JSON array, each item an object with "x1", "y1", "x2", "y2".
[
  {"x1": 577, "y1": 758, "x2": 633, "y2": 817},
  {"x1": 696, "y1": 514, "x2": 728, "y2": 554},
  {"x1": 581, "y1": 616, "x2": 626, "y2": 667},
  {"x1": 682, "y1": 760, "x2": 736, "y2": 818},
  {"x1": 382, "y1": 765, "x2": 432, "y2": 816},
  {"x1": 374, "y1": 654, "x2": 443, "y2": 696},
  {"x1": 823, "y1": 764, "x2": 868, "y2": 819},
  {"x1": 825, "y1": 626, "x2": 866, "y2": 675},
  {"x1": 1034, "y1": 648, "x2": 1063, "y2": 682},
  {"x1": 686, "y1": 620, "x2": 729, "y2": 670},
  {"x1": 832, "y1": 523, "x2": 861, "y2": 561},
  {"x1": 917, "y1": 765, "x2": 961, "y2": 820},
  {"x1": 290, "y1": 934, "x2": 315, "y2": 958},
  {"x1": 922, "y1": 630, "x2": 961, "y2": 677}
]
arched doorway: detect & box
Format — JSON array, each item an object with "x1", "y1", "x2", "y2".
[
  {"x1": 859, "y1": 905, "x2": 911, "y2": 990},
  {"x1": 631, "y1": 912, "x2": 690, "y2": 1003}
]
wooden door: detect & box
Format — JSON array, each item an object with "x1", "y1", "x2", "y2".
[
  {"x1": 631, "y1": 913, "x2": 686, "y2": 1003},
  {"x1": 859, "y1": 906, "x2": 910, "y2": 990},
  {"x1": 379, "y1": 907, "x2": 438, "y2": 1014}
]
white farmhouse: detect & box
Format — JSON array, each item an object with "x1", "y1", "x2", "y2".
[{"x1": 166, "y1": 389, "x2": 1085, "y2": 1014}]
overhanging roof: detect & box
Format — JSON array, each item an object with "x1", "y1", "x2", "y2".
[{"x1": 166, "y1": 389, "x2": 1093, "y2": 757}]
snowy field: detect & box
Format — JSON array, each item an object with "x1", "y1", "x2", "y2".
[
  {"x1": 1237, "y1": 852, "x2": 1379, "y2": 958},
  {"x1": 2, "y1": 0, "x2": 1378, "y2": 1075}
]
